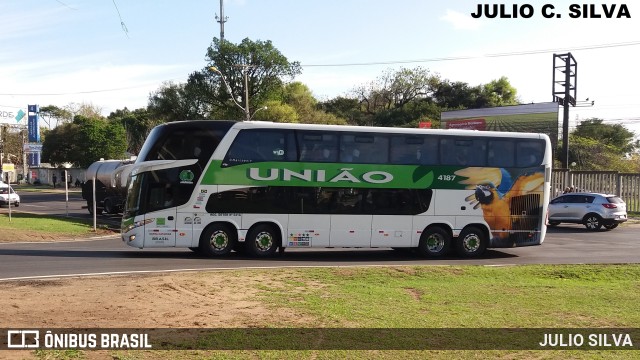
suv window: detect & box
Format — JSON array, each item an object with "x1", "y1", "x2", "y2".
[{"x1": 607, "y1": 196, "x2": 624, "y2": 204}]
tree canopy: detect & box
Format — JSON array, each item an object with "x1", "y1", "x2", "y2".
[
  {"x1": 572, "y1": 118, "x2": 638, "y2": 155},
  {"x1": 557, "y1": 118, "x2": 640, "y2": 171},
  {"x1": 41, "y1": 116, "x2": 128, "y2": 168}
]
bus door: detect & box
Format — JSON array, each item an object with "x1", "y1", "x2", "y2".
[
  {"x1": 370, "y1": 189, "x2": 413, "y2": 247},
  {"x1": 141, "y1": 170, "x2": 182, "y2": 247},
  {"x1": 328, "y1": 188, "x2": 372, "y2": 247},
  {"x1": 288, "y1": 187, "x2": 330, "y2": 247},
  {"x1": 143, "y1": 186, "x2": 177, "y2": 247}
]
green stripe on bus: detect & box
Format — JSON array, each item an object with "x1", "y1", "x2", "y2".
[{"x1": 200, "y1": 160, "x2": 482, "y2": 189}]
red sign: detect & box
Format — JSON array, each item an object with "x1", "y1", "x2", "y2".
[
  {"x1": 418, "y1": 121, "x2": 431, "y2": 129},
  {"x1": 445, "y1": 118, "x2": 486, "y2": 130}
]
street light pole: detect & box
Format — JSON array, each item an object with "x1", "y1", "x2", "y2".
[
  {"x1": 210, "y1": 66, "x2": 246, "y2": 118},
  {"x1": 250, "y1": 106, "x2": 267, "y2": 120}
]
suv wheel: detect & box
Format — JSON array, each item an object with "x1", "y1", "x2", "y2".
[{"x1": 583, "y1": 214, "x2": 603, "y2": 231}]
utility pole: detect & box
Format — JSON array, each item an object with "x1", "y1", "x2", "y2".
[
  {"x1": 0, "y1": 124, "x2": 6, "y2": 169},
  {"x1": 215, "y1": 0, "x2": 228, "y2": 41},
  {"x1": 552, "y1": 53, "x2": 577, "y2": 169},
  {"x1": 240, "y1": 65, "x2": 251, "y2": 120}
]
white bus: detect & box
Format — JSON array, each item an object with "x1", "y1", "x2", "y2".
[{"x1": 122, "y1": 120, "x2": 552, "y2": 258}]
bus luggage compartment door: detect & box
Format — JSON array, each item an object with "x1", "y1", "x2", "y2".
[{"x1": 144, "y1": 209, "x2": 177, "y2": 247}]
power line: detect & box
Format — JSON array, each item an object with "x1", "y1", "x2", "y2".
[
  {"x1": 302, "y1": 40, "x2": 640, "y2": 67},
  {"x1": 54, "y1": 0, "x2": 77, "y2": 10},
  {"x1": 0, "y1": 84, "x2": 151, "y2": 96},
  {"x1": 111, "y1": 0, "x2": 129, "y2": 38},
  {"x1": 3, "y1": 40, "x2": 640, "y2": 101}
]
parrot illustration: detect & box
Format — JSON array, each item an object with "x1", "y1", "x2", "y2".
[{"x1": 455, "y1": 167, "x2": 545, "y2": 241}]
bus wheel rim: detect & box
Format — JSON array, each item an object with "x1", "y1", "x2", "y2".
[
  {"x1": 426, "y1": 234, "x2": 445, "y2": 252},
  {"x1": 255, "y1": 231, "x2": 273, "y2": 251},
  {"x1": 462, "y1": 234, "x2": 480, "y2": 252},
  {"x1": 210, "y1": 230, "x2": 229, "y2": 250}
]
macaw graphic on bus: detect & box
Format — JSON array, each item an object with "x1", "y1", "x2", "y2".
[{"x1": 455, "y1": 167, "x2": 545, "y2": 245}]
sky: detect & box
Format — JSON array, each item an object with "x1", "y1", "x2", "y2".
[{"x1": 1, "y1": 0, "x2": 639, "y2": 135}]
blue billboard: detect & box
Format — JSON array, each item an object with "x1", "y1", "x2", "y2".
[{"x1": 27, "y1": 104, "x2": 40, "y2": 142}]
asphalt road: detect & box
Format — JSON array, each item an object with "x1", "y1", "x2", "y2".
[
  {"x1": 3, "y1": 189, "x2": 122, "y2": 229},
  {"x1": 1, "y1": 189, "x2": 638, "y2": 281}
]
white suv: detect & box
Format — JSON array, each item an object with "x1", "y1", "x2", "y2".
[
  {"x1": 0, "y1": 183, "x2": 20, "y2": 207},
  {"x1": 548, "y1": 192, "x2": 627, "y2": 230}
]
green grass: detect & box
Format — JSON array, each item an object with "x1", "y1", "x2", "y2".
[
  {"x1": 31, "y1": 264, "x2": 636, "y2": 359},
  {"x1": 254, "y1": 265, "x2": 640, "y2": 328},
  {"x1": 0, "y1": 212, "x2": 112, "y2": 238},
  {"x1": 13, "y1": 183, "x2": 82, "y2": 193}
]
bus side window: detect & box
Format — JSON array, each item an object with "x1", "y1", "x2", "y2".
[
  {"x1": 440, "y1": 138, "x2": 486, "y2": 166},
  {"x1": 488, "y1": 140, "x2": 515, "y2": 167},
  {"x1": 516, "y1": 141, "x2": 543, "y2": 167},
  {"x1": 390, "y1": 136, "x2": 419, "y2": 164},
  {"x1": 224, "y1": 129, "x2": 295, "y2": 166},
  {"x1": 298, "y1": 132, "x2": 338, "y2": 162}
]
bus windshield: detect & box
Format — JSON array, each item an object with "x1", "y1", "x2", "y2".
[{"x1": 124, "y1": 161, "x2": 201, "y2": 219}]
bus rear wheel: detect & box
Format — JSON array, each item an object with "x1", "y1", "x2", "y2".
[
  {"x1": 417, "y1": 227, "x2": 450, "y2": 257},
  {"x1": 199, "y1": 224, "x2": 236, "y2": 257},
  {"x1": 455, "y1": 226, "x2": 487, "y2": 258},
  {"x1": 246, "y1": 224, "x2": 280, "y2": 258}
]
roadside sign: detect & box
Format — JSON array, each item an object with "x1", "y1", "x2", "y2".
[{"x1": 2, "y1": 163, "x2": 14, "y2": 172}]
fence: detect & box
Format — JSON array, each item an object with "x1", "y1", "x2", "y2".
[{"x1": 552, "y1": 169, "x2": 640, "y2": 212}]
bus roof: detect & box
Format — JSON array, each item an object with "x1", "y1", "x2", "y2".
[{"x1": 231, "y1": 120, "x2": 549, "y2": 140}]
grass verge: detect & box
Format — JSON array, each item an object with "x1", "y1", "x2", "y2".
[
  {"x1": 0, "y1": 212, "x2": 114, "y2": 241},
  {"x1": 30, "y1": 264, "x2": 640, "y2": 359}
]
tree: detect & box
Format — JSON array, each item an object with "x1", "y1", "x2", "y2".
[
  {"x1": 109, "y1": 107, "x2": 161, "y2": 155},
  {"x1": 41, "y1": 123, "x2": 80, "y2": 166},
  {"x1": 318, "y1": 96, "x2": 367, "y2": 125},
  {"x1": 42, "y1": 116, "x2": 127, "y2": 167},
  {"x1": 433, "y1": 77, "x2": 519, "y2": 110},
  {"x1": 1, "y1": 126, "x2": 25, "y2": 167},
  {"x1": 573, "y1": 118, "x2": 638, "y2": 154},
  {"x1": 39, "y1": 105, "x2": 72, "y2": 129},
  {"x1": 148, "y1": 81, "x2": 201, "y2": 122},
  {"x1": 352, "y1": 67, "x2": 438, "y2": 117},
  {"x1": 478, "y1": 76, "x2": 520, "y2": 107},
  {"x1": 562, "y1": 135, "x2": 638, "y2": 172},
  {"x1": 280, "y1": 82, "x2": 347, "y2": 125},
  {"x1": 148, "y1": 37, "x2": 301, "y2": 121},
  {"x1": 206, "y1": 38, "x2": 302, "y2": 119},
  {"x1": 259, "y1": 100, "x2": 299, "y2": 123}
]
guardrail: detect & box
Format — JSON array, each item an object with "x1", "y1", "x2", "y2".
[{"x1": 552, "y1": 169, "x2": 640, "y2": 212}]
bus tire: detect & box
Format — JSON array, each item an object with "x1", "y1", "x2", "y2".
[
  {"x1": 417, "y1": 227, "x2": 450, "y2": 257},
  {"x1": 246, "y1": 224, "x2": 280, "y2": 258},
  {"x1": 199, "y1": 224, "x2": 236, "y2": 257},
  {"x1": 455, "y1": 226, "x2": 487, "y2": 258}
]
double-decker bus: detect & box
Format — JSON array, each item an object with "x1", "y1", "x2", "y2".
[{"x1": 122, "y1": 120, "x2": 552, "y2": 258}]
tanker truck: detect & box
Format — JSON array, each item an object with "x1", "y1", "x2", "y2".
[{"x1": 81, "y1": 159, "x2": 134, "y2": 215}]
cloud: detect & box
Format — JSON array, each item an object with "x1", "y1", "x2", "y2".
[{"x1": 441, "y1": 9, "x2": 482, "y2": 30}]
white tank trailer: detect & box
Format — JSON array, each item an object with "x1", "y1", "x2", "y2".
[{"x1": 81, "y1": 160, "x2": 134, "y2": 215}]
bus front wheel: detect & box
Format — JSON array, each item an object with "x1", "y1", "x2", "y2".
[
  {"x1": 246, "y1": 224, "x2": 280, "y2": 258},
  {"x1": 417, "y1": 227, "x2": 450, "y2": 257},
  {"x1": 199, "y1": 224, "x2": 236, "y2": 257},
  {"x1": 455, "y1": 226, "x2": 487, "y2": 258}
]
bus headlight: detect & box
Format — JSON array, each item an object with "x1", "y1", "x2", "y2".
[{"x1": 122, "y1": 219, "x2": 153, "y2": 233}]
